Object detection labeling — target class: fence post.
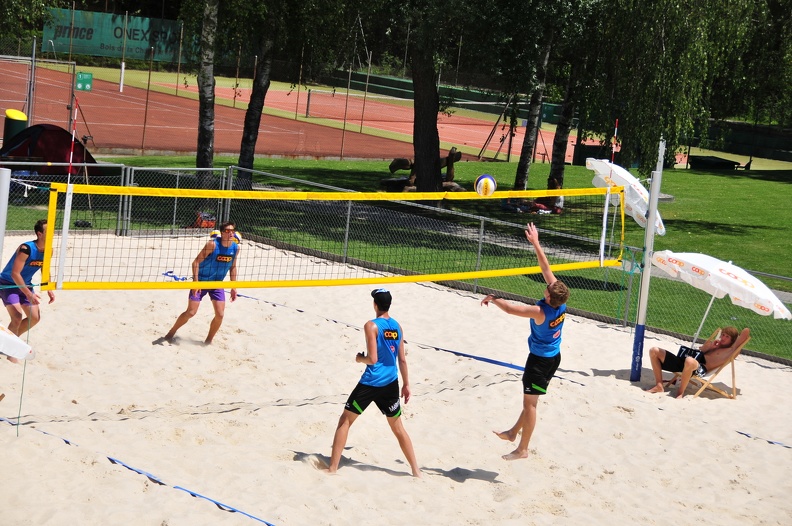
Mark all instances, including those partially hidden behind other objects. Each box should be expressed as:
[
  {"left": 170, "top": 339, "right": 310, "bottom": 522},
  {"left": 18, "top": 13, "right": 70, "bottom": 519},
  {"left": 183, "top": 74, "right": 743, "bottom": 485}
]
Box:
[
  {"left": 342, "top": 201, "right": 352, "bottom": 264},
  {"left": 0, "top": 168, "right": 10, "bottom": 264},
  {"left": 623, "top": 268, "right": 634, "bottom": 327},
  {"left": 473, "top": 219, "right": 485, "bottom": 293},
  {"left": 171, "top": 171, "right": 180, "bottom": 234}
]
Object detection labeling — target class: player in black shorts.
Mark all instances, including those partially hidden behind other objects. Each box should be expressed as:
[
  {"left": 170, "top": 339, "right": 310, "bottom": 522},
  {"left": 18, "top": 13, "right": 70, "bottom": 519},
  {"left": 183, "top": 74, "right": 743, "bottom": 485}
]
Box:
[{"left": 326, "top": 289, "right": 421, "bottom": 477}]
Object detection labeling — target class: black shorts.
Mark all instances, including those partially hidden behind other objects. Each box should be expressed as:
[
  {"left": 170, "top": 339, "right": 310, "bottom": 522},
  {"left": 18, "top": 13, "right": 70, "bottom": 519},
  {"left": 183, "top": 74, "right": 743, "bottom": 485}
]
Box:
[
  {"left": 522, "top": 353, "right": 561, "bottom": 395},
  {"left": 661, "top": 350, "right": 707, "bottom": 377},
  {"left": 344, "top": 379, "right": 401, "bottom": 418}
]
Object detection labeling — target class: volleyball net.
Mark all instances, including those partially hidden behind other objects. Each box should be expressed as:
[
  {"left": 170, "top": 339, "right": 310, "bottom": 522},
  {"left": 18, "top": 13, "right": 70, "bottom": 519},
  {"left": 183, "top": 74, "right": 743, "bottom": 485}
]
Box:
[{"left": 39, "top": 183, "right": 625, "bottom": 291}]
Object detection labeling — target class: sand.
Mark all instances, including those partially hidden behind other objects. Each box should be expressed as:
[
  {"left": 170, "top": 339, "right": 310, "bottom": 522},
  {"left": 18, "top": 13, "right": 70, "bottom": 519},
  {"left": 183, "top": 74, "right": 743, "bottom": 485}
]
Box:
[{"left": 1, "top": 236, "right": 791, "bottom": 525}]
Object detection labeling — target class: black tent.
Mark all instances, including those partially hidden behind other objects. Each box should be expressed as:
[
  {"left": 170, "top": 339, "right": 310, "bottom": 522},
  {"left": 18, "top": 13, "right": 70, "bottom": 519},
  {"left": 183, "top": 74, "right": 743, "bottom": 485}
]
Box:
[{"left": 0, "top": 123, "right": 97, "bottom": 175}]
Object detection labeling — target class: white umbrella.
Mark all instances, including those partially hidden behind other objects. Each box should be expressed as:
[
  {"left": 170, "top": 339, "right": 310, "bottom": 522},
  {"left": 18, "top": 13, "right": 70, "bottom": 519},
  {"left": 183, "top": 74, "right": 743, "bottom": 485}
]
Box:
[
  {"left": 652, "top": 250, "right": 792, "bottom": 342},
  {"left": 587, "top": 158, "right": 666, "bottom": 235}
]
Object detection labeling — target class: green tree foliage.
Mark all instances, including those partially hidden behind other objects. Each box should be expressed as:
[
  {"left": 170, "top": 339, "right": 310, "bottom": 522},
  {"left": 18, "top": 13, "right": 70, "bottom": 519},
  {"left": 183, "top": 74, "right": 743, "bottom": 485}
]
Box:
[
  {"left": 464, "top": 0, "right": 578, "bottom": 190},
  {"left": 708, "top": 0, "right": 792, "bottom": 128},
  {"left": 385, "top": 0, "right": 472, "bottom": 192},
  {"left": 577, "top": 0, "right": 755, "bottom": 173},
  {"left": 0, "top": 0, "right": 68, "bottom": 42}
]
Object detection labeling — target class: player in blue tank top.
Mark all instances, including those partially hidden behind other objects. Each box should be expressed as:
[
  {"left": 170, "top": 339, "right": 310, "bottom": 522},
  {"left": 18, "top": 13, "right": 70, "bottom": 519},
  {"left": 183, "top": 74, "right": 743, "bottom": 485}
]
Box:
[
  {"left": 160, "top": 221, "right": 241, "bottom": 345},
  {"left": 481, "top": 223, "right": 569, "bottom": 460},
  {"left": 0, "top": 219, "right": 55, "bottom": 362},
  {"left": 326, "top": 289, "right": 421, "bottom": 477}
]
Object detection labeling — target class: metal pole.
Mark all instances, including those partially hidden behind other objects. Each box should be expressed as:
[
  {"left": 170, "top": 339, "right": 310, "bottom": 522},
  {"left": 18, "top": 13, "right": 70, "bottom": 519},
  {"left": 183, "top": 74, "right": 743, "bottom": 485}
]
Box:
[
  {"left": 473, "top": 219, "right": 485, "bottom": 293},
  {"left": 360, "top": 50, "right": 372, "bottom": 132},
  {"left": 233, "top": 43, "right": 241, "bottom": 108},
  {"left": 28, "top": 37, "right": 37, "bottom": 125},
  {"left": 340, "top": 54, "right": 354, "bottom": 160},
  {"left": 141, "top": 48, "right": 154, "bottom": 152},
  {"left": 455, "top": 34, "right": 462, "bottom": 86},
  {"left": 120, "top": 12, "right": 128, "bottom": 92},
  {"left": 342, "top": 201, "right": 352, "bottom": 264},
  {"left": 172, "top": 172, "right": 180, "bottom": 234},
  {"left": 630, "top": 139, "right": 665, "bottom": 382},
  {"left": 175, "top": 23, "right": 183, "bottom": 96},
  {"left": 57, "top": 184, "right": 75, "bottom": 287},
  {"left": 624, "top": 268, "right": 634, "bottom": 327},
  {"left": 295, "top": 46, "right": 304, "bottom": 120},
  {"left": 402, "top": 23, "right": 410, "bottom": 78},
  {"left": 0, "top": 169, "right": 11, "bottom": 264}
]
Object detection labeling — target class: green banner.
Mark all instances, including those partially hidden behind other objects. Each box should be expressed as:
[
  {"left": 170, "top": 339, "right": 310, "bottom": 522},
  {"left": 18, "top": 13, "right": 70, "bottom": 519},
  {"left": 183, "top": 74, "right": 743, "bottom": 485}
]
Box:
[{"left": 42, "top": 8, "right": 181, "bottom": 62}]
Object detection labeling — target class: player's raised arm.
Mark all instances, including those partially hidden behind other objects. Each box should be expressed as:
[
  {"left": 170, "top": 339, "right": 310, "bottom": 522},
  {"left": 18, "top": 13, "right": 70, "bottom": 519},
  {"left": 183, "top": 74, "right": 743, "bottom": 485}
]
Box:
[{"left": 525, "top": 223, "right": 556, "bottom": 286}]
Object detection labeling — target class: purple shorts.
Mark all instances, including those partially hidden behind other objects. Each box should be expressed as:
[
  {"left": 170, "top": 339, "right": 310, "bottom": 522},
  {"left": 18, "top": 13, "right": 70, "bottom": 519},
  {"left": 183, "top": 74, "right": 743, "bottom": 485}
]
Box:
[
  {"left": 0, "top": 280, "right": 29, "bottom": 307},
  {"left": 189, "top": 288, "right": 225, "bottom": 302}
]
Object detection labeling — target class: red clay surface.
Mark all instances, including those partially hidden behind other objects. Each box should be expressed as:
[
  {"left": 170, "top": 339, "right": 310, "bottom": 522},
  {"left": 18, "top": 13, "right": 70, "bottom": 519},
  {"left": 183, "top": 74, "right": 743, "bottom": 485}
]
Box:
[{"left": 2, "top": 63, "right": 596, "bottom": 163}]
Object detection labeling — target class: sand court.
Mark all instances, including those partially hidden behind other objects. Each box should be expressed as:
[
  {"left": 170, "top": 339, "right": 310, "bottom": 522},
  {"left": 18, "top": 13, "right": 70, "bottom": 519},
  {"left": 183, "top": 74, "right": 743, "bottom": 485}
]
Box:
[{"left": 1, "top": 236, "right": 791, "bottom": 525}]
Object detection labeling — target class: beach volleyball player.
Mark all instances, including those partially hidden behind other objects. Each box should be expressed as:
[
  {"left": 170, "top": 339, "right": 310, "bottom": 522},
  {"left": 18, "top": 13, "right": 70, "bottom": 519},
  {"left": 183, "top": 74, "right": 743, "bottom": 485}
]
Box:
[
  {"left": 481, "top": 223, "right": 569, "bottom": 460},
  {"left": 161, "top": 221, "right": 240, "bottom": 345},
  {"left": 0, "top": 219, "right": 55, "bottom": 363},
  {"left": 326, "top": 289, "right": 421, "bottom": 477}
]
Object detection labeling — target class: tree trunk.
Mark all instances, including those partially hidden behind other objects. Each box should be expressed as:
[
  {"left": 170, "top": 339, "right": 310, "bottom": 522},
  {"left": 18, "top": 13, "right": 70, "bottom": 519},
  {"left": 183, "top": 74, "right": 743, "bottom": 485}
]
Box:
[
  {"left": 514, "top": 88, "right": 543, "bottom": 190},
  {"left": 409, "top": 45, "right": 442, "bottom": 193},
  {"left": 513, "top": 40, "right": 552, "bottom": 190},
  {"left": 549, "top": 64, "right": 581, "bottom": 189},
  {"left": 237, "top": 37, "right": 274, "bottom": 187},
  {"left": 196, "top": 0, "right": 219, "bottom": 170}
]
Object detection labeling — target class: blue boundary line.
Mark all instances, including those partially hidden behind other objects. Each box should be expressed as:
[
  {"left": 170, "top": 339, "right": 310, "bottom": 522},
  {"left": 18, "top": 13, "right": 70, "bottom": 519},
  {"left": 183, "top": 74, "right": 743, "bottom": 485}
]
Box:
[
  {"left": 232, "top": 282, "right": 585, "bottom": 385},
  {"left": 735, "top": 431, "right": 791, "bottom": 449},
  {"left": 172, "top": 486, "right": 275, "bottom": 524},
  {"left": 0, "top": 417, "right": 276, "bottom": 525}
]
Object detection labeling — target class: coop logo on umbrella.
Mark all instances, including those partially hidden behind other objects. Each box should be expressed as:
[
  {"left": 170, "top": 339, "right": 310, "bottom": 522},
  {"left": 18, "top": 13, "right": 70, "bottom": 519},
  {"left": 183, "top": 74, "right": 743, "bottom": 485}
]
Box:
[{"left": 718, "top": 268, "right": 756, "bottom": 289}]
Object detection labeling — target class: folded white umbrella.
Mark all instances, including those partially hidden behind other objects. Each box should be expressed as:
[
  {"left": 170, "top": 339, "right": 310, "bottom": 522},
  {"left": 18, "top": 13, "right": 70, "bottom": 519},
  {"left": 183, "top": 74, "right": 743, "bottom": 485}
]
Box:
[{"left": 587, "top": 158, "right": 666, "bottom": 236}]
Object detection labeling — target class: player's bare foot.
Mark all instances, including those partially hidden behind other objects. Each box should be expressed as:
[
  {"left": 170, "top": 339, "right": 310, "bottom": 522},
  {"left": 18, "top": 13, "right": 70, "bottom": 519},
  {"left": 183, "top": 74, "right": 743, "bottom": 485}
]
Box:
[
  {"left": 0, "top": 393, "right": 5, "bottom": 402},
  {"left": 6, "top": 355, "right": 20, "bottom": 364},
  {"left": 502, "top": 449, "right": 529, "bottom": 460},
  {"left": 645, "top": 384, "right": 665, "bottom": 394},
  {"left": 493, "top": 430, "right": 518, "bottom": 442},
  {"left": 675, "top": 391, "right": 687, "bottom": 399}
]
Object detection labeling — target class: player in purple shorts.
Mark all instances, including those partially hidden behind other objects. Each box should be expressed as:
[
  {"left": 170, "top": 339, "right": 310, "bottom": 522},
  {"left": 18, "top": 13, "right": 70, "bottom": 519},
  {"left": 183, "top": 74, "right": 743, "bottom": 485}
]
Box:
[
  {"left": 160, "top": 221, "right": 240, "bottom": 345},
  {"left": 0, "top": 219, "right": 55, "bottom": 363}
]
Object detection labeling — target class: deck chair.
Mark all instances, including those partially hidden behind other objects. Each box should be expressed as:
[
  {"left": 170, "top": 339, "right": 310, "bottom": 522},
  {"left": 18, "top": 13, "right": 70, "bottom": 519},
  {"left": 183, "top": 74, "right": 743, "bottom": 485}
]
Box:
[{"left": 671, "top": 328, "right": 750, "bottom": 399}]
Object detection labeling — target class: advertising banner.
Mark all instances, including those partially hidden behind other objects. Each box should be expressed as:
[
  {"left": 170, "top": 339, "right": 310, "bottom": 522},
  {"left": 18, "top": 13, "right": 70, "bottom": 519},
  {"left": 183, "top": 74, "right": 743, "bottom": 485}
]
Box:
[{"left": 42, "top": 8, "right": 181, "bottom": 62}]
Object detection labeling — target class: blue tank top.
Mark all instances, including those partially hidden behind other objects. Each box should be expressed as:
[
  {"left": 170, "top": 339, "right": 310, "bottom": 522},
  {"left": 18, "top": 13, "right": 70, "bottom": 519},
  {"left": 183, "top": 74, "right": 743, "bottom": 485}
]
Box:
[
  {"left": 528, "top": 299, "right": 566, "bottom": 357},
  {"left": 0, "top": 241, "right": 44, "bottom": 286},
  {"left": 197, "top": 239, "right": 239, "bottom": 282},
  {"left": 359, "top": 316, "right": 401, "bottom": 387}
]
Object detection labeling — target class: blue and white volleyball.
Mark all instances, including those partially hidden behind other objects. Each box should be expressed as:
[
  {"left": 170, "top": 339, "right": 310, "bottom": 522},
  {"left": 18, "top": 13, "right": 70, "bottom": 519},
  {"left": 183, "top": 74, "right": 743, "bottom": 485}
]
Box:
[{"left": 475, "top": 174, "right": 497, "bottom": 196}]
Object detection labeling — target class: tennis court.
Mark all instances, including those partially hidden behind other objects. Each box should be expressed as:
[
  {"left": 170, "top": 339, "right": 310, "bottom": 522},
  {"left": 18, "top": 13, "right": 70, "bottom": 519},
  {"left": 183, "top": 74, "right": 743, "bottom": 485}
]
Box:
[{"left": 1, "top": 62, "right": 583, "bottom": 162}]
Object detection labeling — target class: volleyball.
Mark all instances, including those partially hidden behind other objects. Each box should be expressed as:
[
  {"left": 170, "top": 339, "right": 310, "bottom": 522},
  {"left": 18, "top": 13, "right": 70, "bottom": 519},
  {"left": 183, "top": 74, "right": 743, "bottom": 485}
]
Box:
[{"left": 475, "top": 174, "right": 497, "bottom": 196}]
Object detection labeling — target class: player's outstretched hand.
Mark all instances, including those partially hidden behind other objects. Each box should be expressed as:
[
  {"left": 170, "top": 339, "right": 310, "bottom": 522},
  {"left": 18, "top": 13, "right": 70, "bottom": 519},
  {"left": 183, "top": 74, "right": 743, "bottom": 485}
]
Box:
[{"left": 525, "top": 223, "right": 540, "bottom": 245}]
